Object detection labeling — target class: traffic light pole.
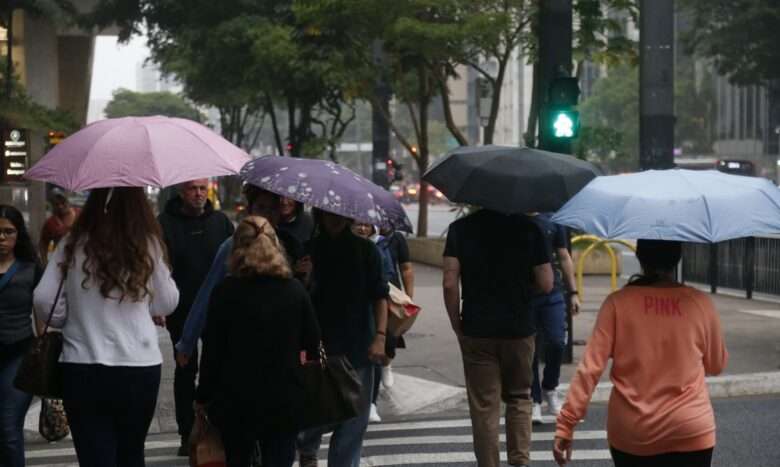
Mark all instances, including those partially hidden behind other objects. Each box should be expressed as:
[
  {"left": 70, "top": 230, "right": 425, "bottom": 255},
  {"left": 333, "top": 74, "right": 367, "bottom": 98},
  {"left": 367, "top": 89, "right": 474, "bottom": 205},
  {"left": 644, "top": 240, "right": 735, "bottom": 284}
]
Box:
[
  {"left": 371, "top": 40, "right": 391, "bottom": 189},
  {"left": 537, "top": 0, "right": 573, "bottom": 155},
  {"left": 537, "top": 0, "right": 576, "bottom": 364},
  {"left": 639, "top": 0, "right": 675, "bottom": 170}
]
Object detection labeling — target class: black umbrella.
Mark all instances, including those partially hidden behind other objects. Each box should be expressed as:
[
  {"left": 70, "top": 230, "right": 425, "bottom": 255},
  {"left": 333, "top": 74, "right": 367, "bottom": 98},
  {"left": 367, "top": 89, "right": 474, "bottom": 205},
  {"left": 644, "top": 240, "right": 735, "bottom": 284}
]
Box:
[{"left": 422, "top": 145, "right": 600, "bottom": 214}]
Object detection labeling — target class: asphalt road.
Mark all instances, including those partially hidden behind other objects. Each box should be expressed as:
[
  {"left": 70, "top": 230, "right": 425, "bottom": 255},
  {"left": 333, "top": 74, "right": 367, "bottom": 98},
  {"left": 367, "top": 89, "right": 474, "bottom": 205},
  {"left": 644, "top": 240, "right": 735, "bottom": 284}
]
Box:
[
  {"left": 25, "top": 396, "right": 780, "bottom": 466},
  {"left": 402, "top": 203, "right": 459, "bottom": 237}
]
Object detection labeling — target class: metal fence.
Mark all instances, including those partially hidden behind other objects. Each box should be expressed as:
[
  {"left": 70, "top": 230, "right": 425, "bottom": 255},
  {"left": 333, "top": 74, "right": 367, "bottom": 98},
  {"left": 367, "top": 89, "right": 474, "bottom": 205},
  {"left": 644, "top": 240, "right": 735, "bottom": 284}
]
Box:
[{"left": 682, "top": 236, "right": 780, "bottom": 298}]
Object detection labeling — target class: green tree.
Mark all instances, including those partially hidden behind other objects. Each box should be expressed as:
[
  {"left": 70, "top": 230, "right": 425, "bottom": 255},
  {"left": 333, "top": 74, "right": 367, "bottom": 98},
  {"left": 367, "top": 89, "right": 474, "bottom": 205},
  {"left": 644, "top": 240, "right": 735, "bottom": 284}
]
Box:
[
  {"left": 576, "top": 62, "right": 716, "bottom": 172},
  {"left": 680, "top": 0, "right": 780, "bottom": 86},
  {"left": 103, "top": 88, "right": 204, "bottom": 121},
  {"left": 575, "top": 65, "right": 638, "bottom": 172}
]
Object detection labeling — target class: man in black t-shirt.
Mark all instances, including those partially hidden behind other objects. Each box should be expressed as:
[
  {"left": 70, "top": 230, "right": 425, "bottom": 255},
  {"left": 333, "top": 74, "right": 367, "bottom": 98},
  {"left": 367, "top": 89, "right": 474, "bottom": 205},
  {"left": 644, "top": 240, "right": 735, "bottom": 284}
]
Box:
[{"left": 443, "top": 209, "right": 553, "bottom": 467}]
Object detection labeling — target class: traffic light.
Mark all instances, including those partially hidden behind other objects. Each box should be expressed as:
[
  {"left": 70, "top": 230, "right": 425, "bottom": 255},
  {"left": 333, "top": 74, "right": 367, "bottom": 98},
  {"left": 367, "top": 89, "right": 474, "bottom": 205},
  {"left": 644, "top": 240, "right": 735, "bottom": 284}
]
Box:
[
  {"left": 541, "top": 77, "right": 580, "bottom": 143},
  {"left": 48, "top": 131, "right": 66, "bottom": 147},
  {"left": 550, "top": 109, "right": 579, "bottom": 139}
]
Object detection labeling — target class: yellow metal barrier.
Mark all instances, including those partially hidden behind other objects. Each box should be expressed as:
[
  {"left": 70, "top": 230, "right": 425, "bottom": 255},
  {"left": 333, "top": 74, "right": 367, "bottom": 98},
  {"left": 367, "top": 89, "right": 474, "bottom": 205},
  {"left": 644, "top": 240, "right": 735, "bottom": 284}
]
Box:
[{"left": 571, "top": 236, "right": 636, "bottom": 298}]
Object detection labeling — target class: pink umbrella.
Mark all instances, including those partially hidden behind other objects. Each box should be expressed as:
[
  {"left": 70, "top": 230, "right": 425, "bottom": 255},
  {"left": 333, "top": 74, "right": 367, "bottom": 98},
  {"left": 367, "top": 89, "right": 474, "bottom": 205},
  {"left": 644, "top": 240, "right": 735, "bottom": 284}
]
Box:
[{"left": 25, "top": 116, "right": 250, "bottom": 191}]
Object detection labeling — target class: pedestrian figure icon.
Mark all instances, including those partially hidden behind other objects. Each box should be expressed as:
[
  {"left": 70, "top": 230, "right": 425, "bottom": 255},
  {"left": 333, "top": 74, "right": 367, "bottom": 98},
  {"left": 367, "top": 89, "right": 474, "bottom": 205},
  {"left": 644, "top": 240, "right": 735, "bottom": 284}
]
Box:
[{"left": 553, "top": 113, "right": 575, "bottom": 138}]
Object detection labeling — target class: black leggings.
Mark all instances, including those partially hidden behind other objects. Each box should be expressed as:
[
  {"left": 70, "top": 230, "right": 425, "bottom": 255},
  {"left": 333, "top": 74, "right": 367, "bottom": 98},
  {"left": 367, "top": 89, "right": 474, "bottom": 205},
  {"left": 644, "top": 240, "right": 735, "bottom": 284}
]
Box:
[
  {"left": 610, "top": 446, "right": 713, "bottom": 467},
  {"left": 62, "top": 363, "right": 161, "bottom": 467}
]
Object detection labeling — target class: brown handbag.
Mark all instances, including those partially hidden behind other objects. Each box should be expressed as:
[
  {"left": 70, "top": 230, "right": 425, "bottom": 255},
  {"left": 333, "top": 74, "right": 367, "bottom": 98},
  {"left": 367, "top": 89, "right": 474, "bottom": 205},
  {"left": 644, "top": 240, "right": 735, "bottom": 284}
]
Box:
[{"left": 14, "top": 276, "right": 65, "bottom": 399}]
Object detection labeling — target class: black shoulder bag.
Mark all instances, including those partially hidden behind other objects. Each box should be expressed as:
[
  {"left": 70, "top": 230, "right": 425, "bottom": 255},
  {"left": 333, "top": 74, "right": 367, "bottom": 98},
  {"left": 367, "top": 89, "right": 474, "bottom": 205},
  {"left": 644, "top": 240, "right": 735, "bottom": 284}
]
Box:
[{"left": 15, "top": 275, "right": 66, "bottom": 399}]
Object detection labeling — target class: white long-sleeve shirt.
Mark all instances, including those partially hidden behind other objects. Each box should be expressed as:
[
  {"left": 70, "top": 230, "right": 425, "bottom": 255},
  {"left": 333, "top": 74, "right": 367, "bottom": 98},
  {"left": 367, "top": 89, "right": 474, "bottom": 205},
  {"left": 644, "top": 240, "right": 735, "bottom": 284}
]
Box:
[{"left": 34, "top": 238, "right": 179, "bottom": 367}]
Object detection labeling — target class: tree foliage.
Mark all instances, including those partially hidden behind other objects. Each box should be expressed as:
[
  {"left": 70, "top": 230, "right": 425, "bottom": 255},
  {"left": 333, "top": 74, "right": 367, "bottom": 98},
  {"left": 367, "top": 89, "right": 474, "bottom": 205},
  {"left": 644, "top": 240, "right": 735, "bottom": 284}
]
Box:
[
  {"left": 576, "top": 61, "right": 716, "bottom": 173},
  {"left": 103, "top": 88, "right": 204, "bottom": 121},
  {"left": 680, "top": 0, "right": 780, "bottom": 86}
]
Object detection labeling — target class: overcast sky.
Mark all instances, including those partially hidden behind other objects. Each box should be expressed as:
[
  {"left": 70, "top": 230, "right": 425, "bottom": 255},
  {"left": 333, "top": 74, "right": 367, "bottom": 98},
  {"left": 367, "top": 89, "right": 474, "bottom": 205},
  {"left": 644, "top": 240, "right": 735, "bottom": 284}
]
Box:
[{"left": 89, "top": 35, "right": 150, "bottom": 100}]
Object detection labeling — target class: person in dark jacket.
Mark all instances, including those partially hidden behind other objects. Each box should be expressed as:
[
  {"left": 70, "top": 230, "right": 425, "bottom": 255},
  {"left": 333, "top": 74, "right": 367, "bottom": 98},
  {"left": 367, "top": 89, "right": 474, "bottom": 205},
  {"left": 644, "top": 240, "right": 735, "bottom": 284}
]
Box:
[
  {"left": 196, "top": 216, "right": 320, "bottom": 467},
  {"left": 278, "top": 197, "right": 314, "bottom": 245},
  {"left": 0, "top": 205, "right": 41, "bottom": 467},
  {"left": 297, "top": 210, "right": 389, "bottom": 467},
  {"left": 157, "top": 179, "right": 234, "bottom": 455}
]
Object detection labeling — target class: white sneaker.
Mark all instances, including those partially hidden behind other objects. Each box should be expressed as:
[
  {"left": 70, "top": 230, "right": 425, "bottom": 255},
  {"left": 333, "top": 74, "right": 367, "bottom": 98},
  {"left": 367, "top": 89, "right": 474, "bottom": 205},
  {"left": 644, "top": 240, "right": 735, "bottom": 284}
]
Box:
[
  {"left": 544, "top": 389, "right": 562, "bottom": 416},
  {"left": 369, "top": 403, "right": 382, "bottom": 423},
  {"left": 532, "top": 403, "right": 543, "bottom": 425},
  {"left": 381, "top": 364, "right": 394, "bottom": 389}
]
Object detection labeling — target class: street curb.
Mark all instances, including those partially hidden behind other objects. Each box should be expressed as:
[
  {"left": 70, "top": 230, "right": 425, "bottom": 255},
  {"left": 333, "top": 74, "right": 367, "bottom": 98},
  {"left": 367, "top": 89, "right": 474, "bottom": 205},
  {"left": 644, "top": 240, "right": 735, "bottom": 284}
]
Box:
[{"left": 402, "top": 371, "right": 780, "bottom": 415}]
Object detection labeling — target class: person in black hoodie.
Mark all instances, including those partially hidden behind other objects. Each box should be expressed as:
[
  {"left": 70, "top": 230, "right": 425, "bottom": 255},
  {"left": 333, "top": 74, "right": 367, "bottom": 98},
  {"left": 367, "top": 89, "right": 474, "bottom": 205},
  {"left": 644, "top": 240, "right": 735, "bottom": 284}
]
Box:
[
  {"left": 158, "top": 178, "right": 234, "bottom": 455},
  {"left": 278, "top": 197, "right": 314, "bottom": 245}
]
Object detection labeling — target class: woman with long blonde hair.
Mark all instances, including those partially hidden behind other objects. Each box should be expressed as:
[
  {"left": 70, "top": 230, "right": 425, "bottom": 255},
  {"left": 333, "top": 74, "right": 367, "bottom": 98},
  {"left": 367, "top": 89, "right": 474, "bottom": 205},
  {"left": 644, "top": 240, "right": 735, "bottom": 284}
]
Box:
[
  {"left": 33, "top": 187, "right": 179, "bottom": 467},
  {"left": 195, "top": 216, "right": 320, "bottom": 467}
]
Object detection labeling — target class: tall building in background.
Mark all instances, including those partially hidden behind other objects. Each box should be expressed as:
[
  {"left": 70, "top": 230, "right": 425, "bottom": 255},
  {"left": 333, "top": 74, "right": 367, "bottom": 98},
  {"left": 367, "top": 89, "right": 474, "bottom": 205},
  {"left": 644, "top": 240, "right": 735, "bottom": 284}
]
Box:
[{"left": 135, "top": 61, "right": 179, "bottom": 93}]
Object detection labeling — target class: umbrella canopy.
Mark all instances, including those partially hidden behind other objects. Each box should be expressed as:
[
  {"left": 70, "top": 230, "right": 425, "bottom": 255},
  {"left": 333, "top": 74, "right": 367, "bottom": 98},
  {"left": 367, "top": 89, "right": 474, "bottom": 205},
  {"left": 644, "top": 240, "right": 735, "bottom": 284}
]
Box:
[
  {"left": 240, "top": 156, "right": 413, "bottom": 232},
  {"left": 551, "top": 169, "right": 780, "bottom": 243},
  {"left": 25, "top": 116, "right": 251, "bottom": 191},
  {"left": 422, "top": 145, "right": 600, "bottom": 214}
]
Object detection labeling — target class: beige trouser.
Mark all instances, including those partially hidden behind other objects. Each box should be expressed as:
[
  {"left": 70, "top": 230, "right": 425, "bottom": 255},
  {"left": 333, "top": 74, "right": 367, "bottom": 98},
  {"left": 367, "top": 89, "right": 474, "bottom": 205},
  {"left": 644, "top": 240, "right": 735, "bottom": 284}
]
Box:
[{"left": 460, "top": 335, "right": 535, "bottom": 467}]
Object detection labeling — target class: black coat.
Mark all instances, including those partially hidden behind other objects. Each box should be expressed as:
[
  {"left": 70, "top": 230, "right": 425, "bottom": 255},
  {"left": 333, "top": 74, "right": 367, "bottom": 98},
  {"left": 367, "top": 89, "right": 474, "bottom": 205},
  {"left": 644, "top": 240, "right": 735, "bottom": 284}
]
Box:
[
  {"left": 158, "top": 196, "right": 234, "bottom": 328},
  {"left": 196, "top": 275, "right": 320, "bottom": 432}
]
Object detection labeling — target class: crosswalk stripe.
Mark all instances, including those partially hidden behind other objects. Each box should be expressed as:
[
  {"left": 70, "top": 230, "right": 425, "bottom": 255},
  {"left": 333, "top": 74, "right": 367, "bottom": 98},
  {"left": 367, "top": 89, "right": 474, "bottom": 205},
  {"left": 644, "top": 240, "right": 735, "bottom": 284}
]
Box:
[
  {"left": 29, "top": 455, "right": 186, "bottom": 467},
  {"left": 358, "top": 449, "right": 613, "bottom": 465},
  {"left": 293, "top": 449, "right": 614, "bottom": 466},
  {"left": 359, "top": 416, "right": 558, "bottom": 432},
  {"left": 28, "top": 418, "right": 610, "bottom": 466},
  {"left": 739, "top": 309, "right": 780, "bottom": 319},
  {"left": 25, "top": 440, "right": 180, "bottom": 459}
]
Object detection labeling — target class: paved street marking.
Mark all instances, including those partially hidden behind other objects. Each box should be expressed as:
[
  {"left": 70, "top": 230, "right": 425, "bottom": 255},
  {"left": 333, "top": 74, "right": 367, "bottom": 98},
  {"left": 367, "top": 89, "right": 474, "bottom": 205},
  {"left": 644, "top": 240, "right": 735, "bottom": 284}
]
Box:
[
  {"left": 28, "top": 417, "right": 612, "bottom": 466},
  {"left": 739, "top": 309, "right": 780, "bottom": 319}
]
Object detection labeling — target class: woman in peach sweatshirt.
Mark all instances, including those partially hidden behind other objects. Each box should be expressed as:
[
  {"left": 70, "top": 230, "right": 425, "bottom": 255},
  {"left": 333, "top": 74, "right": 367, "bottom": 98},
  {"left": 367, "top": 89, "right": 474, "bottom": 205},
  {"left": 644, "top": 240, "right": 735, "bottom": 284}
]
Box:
[{"left": 553, "top": 239, "right": 728, "bottom": 467}]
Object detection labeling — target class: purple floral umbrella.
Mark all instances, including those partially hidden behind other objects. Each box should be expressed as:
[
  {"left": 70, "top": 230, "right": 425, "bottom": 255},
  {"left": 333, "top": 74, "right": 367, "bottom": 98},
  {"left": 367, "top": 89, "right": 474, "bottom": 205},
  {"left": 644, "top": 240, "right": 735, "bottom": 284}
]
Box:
[
  {"left": 240, "top": 156, "right": 413, "bottom": 232},
  {"left": 25, "top": 116, "right": 250, "bottom": 191}
]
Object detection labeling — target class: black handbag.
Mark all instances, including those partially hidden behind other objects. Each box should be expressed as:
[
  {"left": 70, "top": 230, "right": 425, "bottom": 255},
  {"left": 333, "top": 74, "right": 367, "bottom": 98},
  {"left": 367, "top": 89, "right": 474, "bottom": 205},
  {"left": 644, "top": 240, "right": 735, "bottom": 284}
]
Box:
[
  {"left": 298, "top": 345, "right": 363, "bottom": 430},
  {"left": 14, "top": 276, "right": 65, "bottom": 399}
]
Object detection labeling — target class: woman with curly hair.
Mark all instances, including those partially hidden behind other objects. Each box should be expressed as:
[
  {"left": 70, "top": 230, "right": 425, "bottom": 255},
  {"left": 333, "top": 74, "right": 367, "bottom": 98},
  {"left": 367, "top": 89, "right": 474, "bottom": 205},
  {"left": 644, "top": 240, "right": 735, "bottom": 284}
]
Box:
[
  {"left": 0, "top": 205, "right": 41, "bottom": 467},
  {"left": 195, "top": 216, "right": 320, "bottom": 467},
  {"left": 33, "top": 187, "right": 179, "bottom": 467}
]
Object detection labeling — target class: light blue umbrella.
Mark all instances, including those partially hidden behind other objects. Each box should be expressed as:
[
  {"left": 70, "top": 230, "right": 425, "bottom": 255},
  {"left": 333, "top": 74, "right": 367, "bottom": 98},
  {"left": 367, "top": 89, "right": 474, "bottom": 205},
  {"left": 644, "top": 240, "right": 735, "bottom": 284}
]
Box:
[{"left": 551, "top": 169, "right": 780, "bottom": 243}]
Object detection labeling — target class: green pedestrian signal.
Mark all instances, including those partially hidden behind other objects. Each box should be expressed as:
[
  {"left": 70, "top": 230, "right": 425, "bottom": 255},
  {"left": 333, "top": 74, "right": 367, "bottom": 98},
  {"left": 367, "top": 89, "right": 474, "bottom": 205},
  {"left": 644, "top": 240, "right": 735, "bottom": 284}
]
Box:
[
  {"left": 548, "top": 110, "right": 579, "bottom": 139},
  {"left": 553, "top": 112, "right": 574, "bottom": 138}
]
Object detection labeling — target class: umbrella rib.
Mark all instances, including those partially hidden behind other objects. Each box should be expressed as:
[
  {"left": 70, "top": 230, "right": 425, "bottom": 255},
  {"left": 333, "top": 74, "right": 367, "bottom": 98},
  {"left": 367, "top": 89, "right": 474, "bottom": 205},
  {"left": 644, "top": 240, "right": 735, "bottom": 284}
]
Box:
[{"left": 143, "top": 124, "right": 163, "bottom": 185}]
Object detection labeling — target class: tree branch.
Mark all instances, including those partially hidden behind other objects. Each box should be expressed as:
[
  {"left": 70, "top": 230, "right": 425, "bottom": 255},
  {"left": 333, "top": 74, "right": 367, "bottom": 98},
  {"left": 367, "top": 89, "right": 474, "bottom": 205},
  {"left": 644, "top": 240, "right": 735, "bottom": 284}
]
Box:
[
  {"left": 434, "top": 69, "right": 469, "bottom": 146},
  {"left": 367, "top": 93, "right": 418, "bottom": 160}
]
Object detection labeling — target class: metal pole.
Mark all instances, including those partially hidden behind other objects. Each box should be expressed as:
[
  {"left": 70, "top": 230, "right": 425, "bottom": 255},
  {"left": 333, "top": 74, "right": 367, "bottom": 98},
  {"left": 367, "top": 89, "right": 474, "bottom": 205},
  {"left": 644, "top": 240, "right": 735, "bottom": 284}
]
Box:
[
  {"left": 745, "top": 237, "right": 755, "bottom": 299},
  {"left": 537, "top": 0, "right": 575, "bottom": 364},
  {"left": 371, "top": 40, "right": 390, "bottom": 189},
  {"left": 537, "top": 0, "right": 573, "bottom": 154},
  {"left": 639, "top": 0, "right": 675, "bottom": 170},
  {"left": 709, "top": 243, "right": 719, "bottom": 294}
]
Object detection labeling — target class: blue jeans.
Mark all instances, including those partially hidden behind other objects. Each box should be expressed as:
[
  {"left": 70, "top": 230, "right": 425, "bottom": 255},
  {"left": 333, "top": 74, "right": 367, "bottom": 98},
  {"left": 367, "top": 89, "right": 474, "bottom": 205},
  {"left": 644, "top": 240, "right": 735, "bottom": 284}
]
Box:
[
  {"left": 0, "top": 339, "right": 33, "bottom": 467},
  {"left": 298, "top": 365, "right": 374, "bottom": 467},
  {"left": 530, "top": 292, "right": 567, "bottom": 404}
]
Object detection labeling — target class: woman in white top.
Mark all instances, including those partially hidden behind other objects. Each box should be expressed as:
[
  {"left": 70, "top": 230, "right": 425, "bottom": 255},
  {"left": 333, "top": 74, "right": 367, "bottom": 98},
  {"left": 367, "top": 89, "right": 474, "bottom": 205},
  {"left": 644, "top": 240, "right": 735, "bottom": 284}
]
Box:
[{"left": 34, "top": 187, "right": 178, "bottom": 467}]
